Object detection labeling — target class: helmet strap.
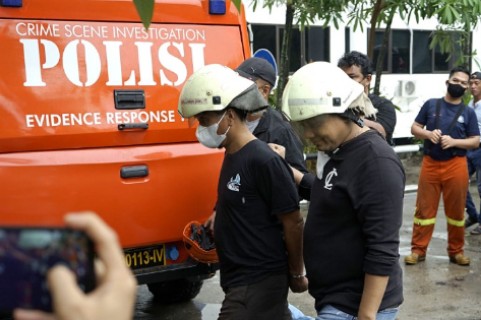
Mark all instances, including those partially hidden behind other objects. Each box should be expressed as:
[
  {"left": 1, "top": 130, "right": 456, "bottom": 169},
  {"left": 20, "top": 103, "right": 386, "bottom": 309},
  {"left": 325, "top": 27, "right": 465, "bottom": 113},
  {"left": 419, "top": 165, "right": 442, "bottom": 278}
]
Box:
[{"left": 340, "top": 109, "right": 364, "bottom": 128}]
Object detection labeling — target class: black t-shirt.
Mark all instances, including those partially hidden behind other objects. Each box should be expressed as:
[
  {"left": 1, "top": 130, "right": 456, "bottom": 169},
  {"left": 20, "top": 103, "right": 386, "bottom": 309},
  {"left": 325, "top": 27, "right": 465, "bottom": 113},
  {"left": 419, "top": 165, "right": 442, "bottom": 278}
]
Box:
[
  {"left": 253, "top": 107, "right": 308, "bottom": 173},
  {"left": 367, "top": 94, "right": 397, "bottom": 145},
  {"left": 304, "top": 130, "right": 404, "bottom": 315},
  {"left": 215, "top": 139, "right": 300, "bottom": 289}
]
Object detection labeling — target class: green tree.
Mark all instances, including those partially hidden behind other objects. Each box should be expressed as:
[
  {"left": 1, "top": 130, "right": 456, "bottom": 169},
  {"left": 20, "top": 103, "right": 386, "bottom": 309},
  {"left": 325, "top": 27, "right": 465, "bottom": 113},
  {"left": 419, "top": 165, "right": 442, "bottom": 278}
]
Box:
[
  {"left": 246, "top": 0, "right": 347, "bottom": 107},
  {"left": 246, "top": 0, "right": 481, "bottom": 99},
  {"left": 348, "top": 0, "right": 481, "bottom": 94},
  {"left": 135, "top": 0, "right": 481, "bottom": 100}
]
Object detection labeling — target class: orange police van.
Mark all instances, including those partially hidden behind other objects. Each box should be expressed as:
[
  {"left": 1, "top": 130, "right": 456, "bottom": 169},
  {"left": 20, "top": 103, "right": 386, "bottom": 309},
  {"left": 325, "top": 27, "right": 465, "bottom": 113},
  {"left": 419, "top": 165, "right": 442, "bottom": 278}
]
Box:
[{"left": 0, "top": 0, "right": 250, "bottom": 302}]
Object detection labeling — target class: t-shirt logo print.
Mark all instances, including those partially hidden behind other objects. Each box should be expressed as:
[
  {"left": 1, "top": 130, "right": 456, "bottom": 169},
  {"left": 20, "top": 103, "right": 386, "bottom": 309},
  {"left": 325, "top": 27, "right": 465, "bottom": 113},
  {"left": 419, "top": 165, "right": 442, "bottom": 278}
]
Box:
[
  {"left": 324, "top": 168, "right": 338, "bottom": 190},
  {"left": 227, "top": 174, "right": 241, "bottom": 192}
]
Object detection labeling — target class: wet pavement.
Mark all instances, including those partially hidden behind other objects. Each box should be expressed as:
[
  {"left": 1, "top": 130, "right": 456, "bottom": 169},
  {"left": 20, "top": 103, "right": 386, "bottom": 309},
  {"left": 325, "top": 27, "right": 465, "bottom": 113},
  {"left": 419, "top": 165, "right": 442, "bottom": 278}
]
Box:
[
  {"left": 132, "top": 186, "right": 481, "bottom": 320},
  {"left": 2, "top": 187, "right": 481, "bottom": 320}
]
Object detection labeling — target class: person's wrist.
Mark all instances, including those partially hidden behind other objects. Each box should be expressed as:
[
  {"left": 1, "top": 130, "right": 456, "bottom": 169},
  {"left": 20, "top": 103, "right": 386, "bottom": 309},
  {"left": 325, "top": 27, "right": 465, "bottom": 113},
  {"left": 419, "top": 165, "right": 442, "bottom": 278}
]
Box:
[{"left": 289, "top": 273, "right": 305, "bottom": 279}]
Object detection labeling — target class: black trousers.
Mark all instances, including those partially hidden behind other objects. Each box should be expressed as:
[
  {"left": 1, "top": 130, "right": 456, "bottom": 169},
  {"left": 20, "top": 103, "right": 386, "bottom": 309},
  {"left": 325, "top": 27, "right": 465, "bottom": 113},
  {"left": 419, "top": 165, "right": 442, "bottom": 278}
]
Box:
[{"left": 218, "top": 273, "right": 291, "bottom": 320}]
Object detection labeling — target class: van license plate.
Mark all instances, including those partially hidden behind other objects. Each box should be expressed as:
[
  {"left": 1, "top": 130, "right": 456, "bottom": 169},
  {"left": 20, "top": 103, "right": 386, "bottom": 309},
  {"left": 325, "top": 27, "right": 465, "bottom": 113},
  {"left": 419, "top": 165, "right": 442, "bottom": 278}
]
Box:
[{"left": 124, "top": 245, "right": 166, "bottom": 270}]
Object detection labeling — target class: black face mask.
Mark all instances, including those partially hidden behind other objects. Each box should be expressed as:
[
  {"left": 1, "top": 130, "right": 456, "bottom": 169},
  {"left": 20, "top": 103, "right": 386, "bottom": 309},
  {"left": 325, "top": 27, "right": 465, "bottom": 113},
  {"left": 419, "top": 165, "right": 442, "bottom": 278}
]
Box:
[{"left": 447, "top": 83, "right": 466, "bottom": 98}]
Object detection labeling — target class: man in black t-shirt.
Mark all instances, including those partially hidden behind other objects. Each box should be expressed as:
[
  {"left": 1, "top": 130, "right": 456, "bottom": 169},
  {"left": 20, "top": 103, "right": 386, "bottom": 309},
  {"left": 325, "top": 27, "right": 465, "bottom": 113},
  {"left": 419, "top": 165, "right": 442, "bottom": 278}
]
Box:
[
  {"left": 178, "top": 64, "right": 307, "bottom": 320},
  {"left": 280, "top": 61, "right": 404, "bottom": 320},
  {"left": 338, "top": 51, "right": 397, "bottom": 145},
  {"left": 236, "top": 57, "right": 307, "bottom": 174}
]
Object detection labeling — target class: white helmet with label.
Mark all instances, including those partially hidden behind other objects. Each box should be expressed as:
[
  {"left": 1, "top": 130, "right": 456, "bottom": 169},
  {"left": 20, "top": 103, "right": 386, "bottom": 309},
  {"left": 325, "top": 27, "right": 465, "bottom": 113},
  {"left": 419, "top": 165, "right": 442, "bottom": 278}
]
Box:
[
  {"left": 178, "top": 64, "right": 265, "bottom": 118},
  {"left": 282, "top": 61, "right": 375, "bottom": 122}
]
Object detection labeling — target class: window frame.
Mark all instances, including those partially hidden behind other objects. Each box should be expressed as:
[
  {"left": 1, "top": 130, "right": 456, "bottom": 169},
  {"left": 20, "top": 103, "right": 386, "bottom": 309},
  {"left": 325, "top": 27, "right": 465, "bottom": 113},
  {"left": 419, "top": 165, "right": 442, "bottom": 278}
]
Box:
[
  {"left": 368, "top": 28, "right": 471, "bottom": 74},
  {"left": 250, "top": 23, "right": 329, "bottom": 73}
]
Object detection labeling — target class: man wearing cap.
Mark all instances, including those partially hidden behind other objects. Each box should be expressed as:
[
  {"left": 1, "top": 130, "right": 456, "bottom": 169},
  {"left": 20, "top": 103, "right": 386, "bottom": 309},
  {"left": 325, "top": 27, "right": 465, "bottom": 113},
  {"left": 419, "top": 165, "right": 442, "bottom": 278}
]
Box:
[
  {"left": 465, "top": 71, "right": 481, "bottom": 234},
  {"left": 236, "top": 57, "right": 307, "bottom": 173},
  {"left": 178, "top": 64, "right": 307, "bottom": 319}
]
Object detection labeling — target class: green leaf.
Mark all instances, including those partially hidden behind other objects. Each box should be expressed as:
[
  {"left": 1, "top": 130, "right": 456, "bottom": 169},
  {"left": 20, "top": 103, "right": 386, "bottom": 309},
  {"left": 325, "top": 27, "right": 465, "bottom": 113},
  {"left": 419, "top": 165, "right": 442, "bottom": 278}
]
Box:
[
  {"left": 451, "top": 7, "right": 460, "bottom": 21},
  {"left": 133, "top": 0, "right": 154, "bottom": 29},
  {"left": 333, "top": 16, "right": 339, "bottom": 29},
  {"left": 232, "top": 0, "right": 242, "bottom": 12}
]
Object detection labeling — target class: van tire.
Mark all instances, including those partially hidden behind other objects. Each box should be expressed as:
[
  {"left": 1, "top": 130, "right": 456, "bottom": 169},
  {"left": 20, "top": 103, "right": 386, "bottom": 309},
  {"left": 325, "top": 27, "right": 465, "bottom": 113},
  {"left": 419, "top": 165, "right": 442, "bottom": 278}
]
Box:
[{"left": 148, "top": 279, "right": 203, "bottom": 303}]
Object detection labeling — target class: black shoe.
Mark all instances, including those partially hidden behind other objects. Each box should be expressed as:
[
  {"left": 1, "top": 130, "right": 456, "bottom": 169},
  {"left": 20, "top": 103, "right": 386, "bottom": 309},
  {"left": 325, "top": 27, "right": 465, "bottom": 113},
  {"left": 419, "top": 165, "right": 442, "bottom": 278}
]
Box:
[{"left": 465, "top": 216, "right": 478, "bottom": 228}]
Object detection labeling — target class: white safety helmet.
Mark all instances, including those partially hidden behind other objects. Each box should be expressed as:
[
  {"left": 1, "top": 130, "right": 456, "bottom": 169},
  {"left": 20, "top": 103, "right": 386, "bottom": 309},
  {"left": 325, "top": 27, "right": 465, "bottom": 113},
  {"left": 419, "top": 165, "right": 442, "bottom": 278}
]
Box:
[
  {"left": 282, "top": 61, "right": 376, "bottom": 122},
  {"left": 178, "top": 64, "right": 266, "bottom": 118}
]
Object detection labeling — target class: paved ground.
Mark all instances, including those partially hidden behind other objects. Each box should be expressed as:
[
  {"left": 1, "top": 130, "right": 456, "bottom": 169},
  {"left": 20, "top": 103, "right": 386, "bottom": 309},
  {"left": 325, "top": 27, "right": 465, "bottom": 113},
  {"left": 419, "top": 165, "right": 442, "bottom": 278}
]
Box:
[
  {"left": 397, "top": 189, "right": 481, "bottom": 320},
  {"left": 130, "top": 153, "right": 481, "bottom": 319},
  {"left": 5, "top": 152, "right": 481, "bottom": 320},
  {"left": 194, "top": 186, "right": 481, "bottom": 320},
  {"left": 133, "top": 153, "right": 481, "bottom": 319}
]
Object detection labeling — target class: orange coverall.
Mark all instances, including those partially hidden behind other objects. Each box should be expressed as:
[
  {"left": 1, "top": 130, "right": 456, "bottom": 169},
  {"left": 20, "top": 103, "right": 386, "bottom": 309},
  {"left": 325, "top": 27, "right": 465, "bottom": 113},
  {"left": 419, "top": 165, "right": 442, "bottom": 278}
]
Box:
[{"left": 411, "top": 155, "right": 468, "bottom": 256}]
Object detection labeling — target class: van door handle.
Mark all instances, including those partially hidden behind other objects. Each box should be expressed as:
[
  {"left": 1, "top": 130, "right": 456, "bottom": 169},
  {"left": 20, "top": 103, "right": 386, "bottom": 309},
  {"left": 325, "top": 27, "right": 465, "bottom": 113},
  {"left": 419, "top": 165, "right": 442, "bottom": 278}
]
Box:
[
  {"left": 120, "top": 165, "right": 149, "bottom": 179},
  {"left": 114, "top": 90, "right": 145, "bottom": 109},
  {"left": 118, "top": 123, "right": 149, "bottom": 131}
]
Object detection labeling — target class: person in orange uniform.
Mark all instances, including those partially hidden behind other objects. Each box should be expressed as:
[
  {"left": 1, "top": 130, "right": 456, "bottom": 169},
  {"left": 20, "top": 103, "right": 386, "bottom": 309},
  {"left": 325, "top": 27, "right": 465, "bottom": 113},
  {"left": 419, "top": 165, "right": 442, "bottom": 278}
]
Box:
[{"left": 405, "top": 66, "right": 480, "bottom": 266}]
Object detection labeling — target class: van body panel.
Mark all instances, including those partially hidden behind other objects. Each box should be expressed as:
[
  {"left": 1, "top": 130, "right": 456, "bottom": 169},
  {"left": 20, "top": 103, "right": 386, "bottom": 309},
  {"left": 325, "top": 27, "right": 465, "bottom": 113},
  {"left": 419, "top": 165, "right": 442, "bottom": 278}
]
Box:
[
  {"left": 0, "top": 0, "right": 250, "bottom": 289},
  {"left": 0, "top": 18, "right": 245, "bottom": 152},
  {"left": 0, "top": 144, "right": 223, "bottom": 247}
]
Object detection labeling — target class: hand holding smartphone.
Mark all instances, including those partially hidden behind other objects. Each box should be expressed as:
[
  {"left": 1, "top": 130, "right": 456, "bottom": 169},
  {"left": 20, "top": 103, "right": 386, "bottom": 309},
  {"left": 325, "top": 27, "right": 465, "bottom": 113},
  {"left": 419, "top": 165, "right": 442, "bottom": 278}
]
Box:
[
  {"left": 7, "top": 212, "right": 137, "bottom": 320},
  {"left": 0, "top": 227, "right": 95, "bottom": 312}
]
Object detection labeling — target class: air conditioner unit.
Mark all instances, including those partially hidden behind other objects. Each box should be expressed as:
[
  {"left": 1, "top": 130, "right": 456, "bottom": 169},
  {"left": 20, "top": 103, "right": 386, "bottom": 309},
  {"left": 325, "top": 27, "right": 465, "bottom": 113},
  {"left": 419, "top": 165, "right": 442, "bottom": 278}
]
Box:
[{"left": 399, "top": 80, "right": 417, "bottom": 98}]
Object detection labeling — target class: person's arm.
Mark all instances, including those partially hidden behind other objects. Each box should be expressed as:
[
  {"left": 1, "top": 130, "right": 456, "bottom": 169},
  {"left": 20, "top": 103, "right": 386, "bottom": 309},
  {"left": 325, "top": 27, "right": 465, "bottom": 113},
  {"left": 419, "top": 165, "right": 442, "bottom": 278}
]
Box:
[
  {"left": 14, "top": 212, "right": 137, "bottom": 320},
  {"left": 369, "top": 97, "right": 397, "bottom": 140},
  {"left": 271, "top": 124, "right": 308, "bottom": 173},
  {"left": 259, "top": 151, "right": 307, "bottom": 293},
  {"left": 268, "top": 143, "right": 314, "bottom": 200},
  {"left": 357, "top": 274, "right": 389, "bottom": 320},
  {"left": 277, "top": 210, "right": 308, "bottom": 293},
  {"left": 204, "top": 211, "right": 216, "bottom": 234},
  {"left": 441, "top": 108, "right": 481, "bottom": 150},
  {"left": 411, "top": 121, "right": 442, "bottom": 144},
  {"left": 440, "top": 135, "right": 480, "bottom": 150},
  {"left": 281, "top": 132, "right": 308, "bottom": 173},
  {"left": 363, "top": 118, "right": 386, "bottom": 138},
  {"left": 354, "top": 152, "right": 404, "bottom": 319}
]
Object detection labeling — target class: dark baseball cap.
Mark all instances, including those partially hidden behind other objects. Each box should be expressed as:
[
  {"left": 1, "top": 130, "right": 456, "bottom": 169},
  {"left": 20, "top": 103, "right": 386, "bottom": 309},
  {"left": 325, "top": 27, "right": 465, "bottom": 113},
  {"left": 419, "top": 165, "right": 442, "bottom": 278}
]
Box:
[
  {"left": 471, "top": 72, "right": 481, "bottom": 80},
  {"left": 236, "top": 57, "right": 276, "bottom": 87}
]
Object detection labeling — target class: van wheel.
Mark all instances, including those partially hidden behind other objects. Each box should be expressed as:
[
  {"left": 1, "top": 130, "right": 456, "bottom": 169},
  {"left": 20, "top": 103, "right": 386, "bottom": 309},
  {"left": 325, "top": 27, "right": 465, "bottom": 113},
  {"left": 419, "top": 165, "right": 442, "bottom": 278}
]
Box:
[{"left": 147, "top": 279, "right": 203, "bottom": 303}]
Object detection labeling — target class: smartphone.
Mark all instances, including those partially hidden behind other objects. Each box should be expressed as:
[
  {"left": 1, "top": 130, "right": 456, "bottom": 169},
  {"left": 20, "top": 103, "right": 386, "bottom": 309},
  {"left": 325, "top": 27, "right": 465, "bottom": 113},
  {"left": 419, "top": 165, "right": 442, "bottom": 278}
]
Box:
[{"left": 0, "top": 227, "right": 96, "bottom": 312}]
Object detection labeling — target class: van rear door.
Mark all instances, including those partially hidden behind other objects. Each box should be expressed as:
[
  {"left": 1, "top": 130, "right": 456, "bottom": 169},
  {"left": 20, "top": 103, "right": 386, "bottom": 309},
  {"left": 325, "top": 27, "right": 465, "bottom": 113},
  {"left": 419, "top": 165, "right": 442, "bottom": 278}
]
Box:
[{"left": 0, "top": 0, "right": 249, "bottom": 254}]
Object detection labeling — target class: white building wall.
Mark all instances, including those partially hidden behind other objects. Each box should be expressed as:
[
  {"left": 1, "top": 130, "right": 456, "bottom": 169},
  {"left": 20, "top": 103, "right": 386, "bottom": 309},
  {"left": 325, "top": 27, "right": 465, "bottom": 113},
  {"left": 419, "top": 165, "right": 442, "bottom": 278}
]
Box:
[{"left": 243, "top": 0, "right": 481, "bottom": 140}]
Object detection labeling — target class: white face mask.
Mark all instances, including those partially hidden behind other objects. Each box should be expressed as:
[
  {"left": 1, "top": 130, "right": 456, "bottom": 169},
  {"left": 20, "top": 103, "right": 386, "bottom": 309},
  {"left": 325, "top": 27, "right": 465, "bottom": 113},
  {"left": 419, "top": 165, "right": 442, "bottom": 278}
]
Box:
[
  {"left": 316, "top": 151, "right": 331, "bottom": 179},
  {"left": 196, "top": 112, "right": 230, "bottom": 148},
  {"left": 246, "top": 118, "right": 260, "bottom": 133}
]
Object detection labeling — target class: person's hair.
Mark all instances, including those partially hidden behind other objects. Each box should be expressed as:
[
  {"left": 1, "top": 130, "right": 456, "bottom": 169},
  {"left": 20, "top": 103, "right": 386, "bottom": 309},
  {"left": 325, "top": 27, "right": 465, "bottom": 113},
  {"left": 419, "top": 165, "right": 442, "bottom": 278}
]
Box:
[
  {"left": 227, "top": 107, "right": 248, "bottom": 121},
  {"left": 337, "top": 51, "right": 373, "bottom": 77},
  {"left": 449, "top": 66, "right": 470, "bottom": 79}
]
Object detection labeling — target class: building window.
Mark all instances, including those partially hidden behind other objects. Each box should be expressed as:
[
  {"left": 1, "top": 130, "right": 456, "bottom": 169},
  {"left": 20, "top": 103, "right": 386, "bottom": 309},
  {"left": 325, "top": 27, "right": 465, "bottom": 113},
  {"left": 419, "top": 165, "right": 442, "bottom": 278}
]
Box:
[
  {"left": 306, "top": 26, "right": 330, "bottom": 63},
  {"left": 413, "top": 30, "right": 466, "bottom": 73},
  {"left": 250, "top": 24, "right": 276, "bottom": 61},
  {"left": 251, "top": 24, "right": 329, "bottom": 73},
  {"left": 369, "top": 28, "right": 469, "bottom": 74},
  {"left": 412, "top": 31, "right": 432, "bottom": 73},
  {"left": 371, "top": 29, "right": 410, "bottom": 74}
]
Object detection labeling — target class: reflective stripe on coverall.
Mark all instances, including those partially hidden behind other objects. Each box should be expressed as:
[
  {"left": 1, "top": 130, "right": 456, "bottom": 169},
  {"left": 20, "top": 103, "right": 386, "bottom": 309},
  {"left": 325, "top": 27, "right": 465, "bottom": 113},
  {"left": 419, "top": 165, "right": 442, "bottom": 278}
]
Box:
[{"left": 411, "top": 155, "right": 468, "bottom": 256}]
